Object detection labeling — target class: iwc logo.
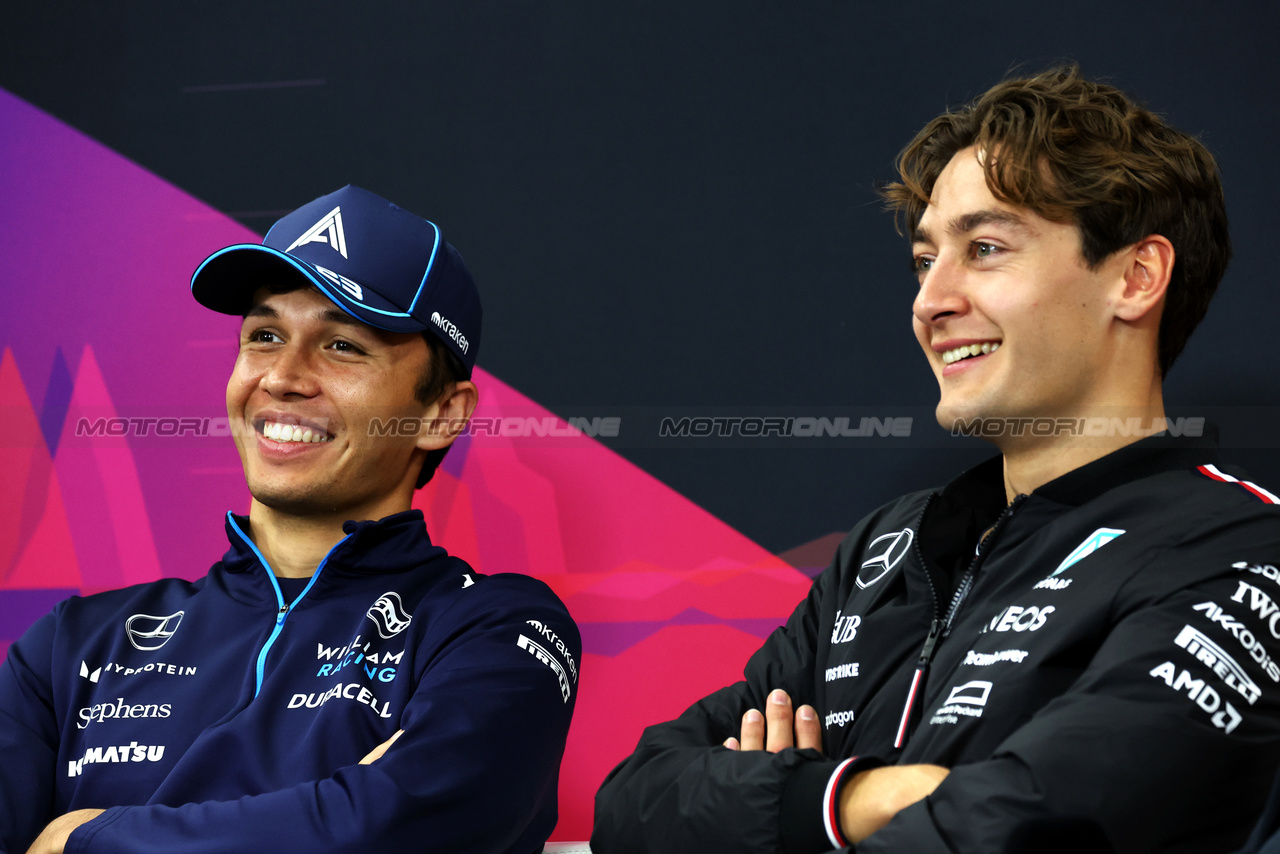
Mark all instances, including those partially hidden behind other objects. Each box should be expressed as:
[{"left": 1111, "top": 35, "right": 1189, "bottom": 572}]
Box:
[{"left": 366, "top": 592, "right": 412, "bottom": 639}]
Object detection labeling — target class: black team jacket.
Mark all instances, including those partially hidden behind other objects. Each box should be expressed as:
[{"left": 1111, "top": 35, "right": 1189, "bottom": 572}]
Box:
[{"left": 593, "top": 432, "right": 1280, "bottom": 854}]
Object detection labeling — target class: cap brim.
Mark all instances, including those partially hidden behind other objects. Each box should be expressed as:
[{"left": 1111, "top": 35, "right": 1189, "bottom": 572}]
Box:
[{"left": 190, "top": 244, "right": 428, "bottom": 334}]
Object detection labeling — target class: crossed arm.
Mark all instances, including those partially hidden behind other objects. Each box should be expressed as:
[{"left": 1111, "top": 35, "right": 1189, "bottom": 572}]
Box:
[
  {"left": 23, "top": 732, "right": 409, "bottom": 854},
  {"left": 724, "top": 688, "right": 949, "bottom": 846}
]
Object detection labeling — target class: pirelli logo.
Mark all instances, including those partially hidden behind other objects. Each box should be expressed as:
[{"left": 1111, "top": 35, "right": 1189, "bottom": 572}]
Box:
[
  {"left": 517, "top": 634, "right": 572, "bottom": 703},
  {"left": 1175, "top": 624, "right": 1261, "bottom": 706}
]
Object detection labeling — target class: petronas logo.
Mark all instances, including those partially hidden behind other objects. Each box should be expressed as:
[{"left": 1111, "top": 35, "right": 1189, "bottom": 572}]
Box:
[{"left": 1051, "top": 528, "right": 1126, "bottom": 577}]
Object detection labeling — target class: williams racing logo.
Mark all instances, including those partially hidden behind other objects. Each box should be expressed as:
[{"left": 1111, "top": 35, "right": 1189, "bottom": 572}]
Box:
[
  {"left": 125, "top": 611, "right": 185, "bottom": 651},
  {"left": 366, "top": 592, "right": 412, "bottom": 639}
]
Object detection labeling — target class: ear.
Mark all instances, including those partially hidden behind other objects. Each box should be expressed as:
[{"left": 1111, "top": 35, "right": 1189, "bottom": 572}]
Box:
[
  {"left": 1113, "top": 235, "right": 1174, "bottom": 322},
  {"left": 416, "top": 381, "right": 479, "bottom": 452}
]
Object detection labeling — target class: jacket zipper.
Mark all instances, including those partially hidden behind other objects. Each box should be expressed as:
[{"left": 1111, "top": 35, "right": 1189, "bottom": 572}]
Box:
[
  {"left": 225, "top": 513, "right": 352, "bottom": 698},
  {"left": 893, "top": 494, "right": 1027, "bottom": 748}
]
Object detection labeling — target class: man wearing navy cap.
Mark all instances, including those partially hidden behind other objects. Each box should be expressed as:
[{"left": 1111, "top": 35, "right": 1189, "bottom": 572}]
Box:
[{"left": 2, "top": 186, "right": 581, "bottom": 854}]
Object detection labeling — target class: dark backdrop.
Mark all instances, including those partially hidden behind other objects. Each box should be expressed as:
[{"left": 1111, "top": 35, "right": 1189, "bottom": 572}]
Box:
[{"left": 4, "top": 0, "right": 1275, "bottom": 555}]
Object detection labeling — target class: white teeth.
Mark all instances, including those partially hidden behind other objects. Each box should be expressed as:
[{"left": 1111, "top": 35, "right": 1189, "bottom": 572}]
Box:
[
  {"left": 941, "top": 342, "right": 1000, "bottom": 364},
  {"left": 262, "top": 421, "right": 330, "bottom": 444}
]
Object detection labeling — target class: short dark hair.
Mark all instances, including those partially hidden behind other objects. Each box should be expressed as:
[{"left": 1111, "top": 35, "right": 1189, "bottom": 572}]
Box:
[
  {"left": 413, "top": 333, "right": 468, "bottom": 489},
  {"left": 882, "top": 65, "right": 1231, "bottom": 376}
]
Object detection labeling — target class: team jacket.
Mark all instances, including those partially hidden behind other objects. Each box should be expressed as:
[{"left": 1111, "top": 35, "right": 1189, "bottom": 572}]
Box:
[
  {"left": 593, "top": 433, "right": 1280, "bottom": 854},
  {"left": 0, "top": 509, "right": 581, "bottom": 854}
]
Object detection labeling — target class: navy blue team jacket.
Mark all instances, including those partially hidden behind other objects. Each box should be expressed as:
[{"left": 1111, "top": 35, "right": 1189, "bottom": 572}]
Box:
[{"left": 0, "top": 509, "right": 581, "bottom": 854}]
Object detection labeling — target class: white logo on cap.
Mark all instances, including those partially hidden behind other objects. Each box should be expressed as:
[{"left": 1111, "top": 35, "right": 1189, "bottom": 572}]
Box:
[
  {"left": 286, "top": 205, "right": 348, "bottom": 259},
  {"left": 314, "top": 265, "right": 365, "bottom": 302}
]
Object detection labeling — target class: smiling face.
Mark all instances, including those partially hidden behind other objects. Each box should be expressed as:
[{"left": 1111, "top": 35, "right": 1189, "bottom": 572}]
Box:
[
  {"left": 910, "top": 147, "right": 1136, "bottom": 445},
  {"left": 226, "top": 285, "right": 439, "bottom": 522}
]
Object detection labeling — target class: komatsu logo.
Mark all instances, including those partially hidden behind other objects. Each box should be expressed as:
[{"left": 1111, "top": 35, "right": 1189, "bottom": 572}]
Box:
[
  {"left": 430, "top": 312, "right": 470, "bottom": 354},
  {"left": 68, "top": 743, "right": 166, "bottom": 777}
]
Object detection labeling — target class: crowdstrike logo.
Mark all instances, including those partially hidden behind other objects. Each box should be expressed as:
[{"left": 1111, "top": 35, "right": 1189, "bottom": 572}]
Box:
[
  {"left": 430, "top": 311, "right": 470, "bottom": 354},
  {"left": 366, "top": 592, "right": 412, "bottom": 639},
  {"left": 286, "top": 205, "right": 348, "bottom": 258},
  {"left": 858, "top": 528, "right": 913, "bottom": 589},
  {"left": 125, "top": 611, "right": 184, "bottom": 651}
]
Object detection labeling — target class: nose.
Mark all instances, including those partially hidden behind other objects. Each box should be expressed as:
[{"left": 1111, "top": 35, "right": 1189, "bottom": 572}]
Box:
[
  {"left": 260, "top": 343, "right": 321, "bottom": 399},
  {"left": 912, "top": 254, "right": 969, "bottom": 329}
]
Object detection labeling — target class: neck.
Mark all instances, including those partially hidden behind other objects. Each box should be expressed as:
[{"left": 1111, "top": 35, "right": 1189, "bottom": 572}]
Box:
[
  {"left": 999, "top": 390, "right": 1166, "bottom": 504},
  {"left": 244, "top": 502, "right": 355, "bottom": 578}
]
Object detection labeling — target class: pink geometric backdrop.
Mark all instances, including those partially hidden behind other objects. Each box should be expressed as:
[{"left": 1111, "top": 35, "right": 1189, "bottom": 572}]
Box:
[{"left": 0, "top": 88, "right": 814, "bottom": 839}]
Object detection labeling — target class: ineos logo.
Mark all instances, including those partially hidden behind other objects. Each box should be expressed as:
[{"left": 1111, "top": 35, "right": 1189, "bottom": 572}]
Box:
[
  {"left": 125, "top": 612, "right": 185, "bottom": 651},
  {"left": 857, "top": 528, "right": 914, "bottom": 589}
]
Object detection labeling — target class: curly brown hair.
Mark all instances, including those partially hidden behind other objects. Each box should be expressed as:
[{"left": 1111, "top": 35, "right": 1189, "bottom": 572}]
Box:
[{"left": 882, "top": 65, "right": 1230, "bottom": 376}]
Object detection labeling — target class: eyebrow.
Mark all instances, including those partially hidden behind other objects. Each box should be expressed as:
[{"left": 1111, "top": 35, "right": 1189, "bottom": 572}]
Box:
[
  {"left": 912, "top": 208, "right": 1032, "bottom": 245},
  {"left": 244, "top": 303, "right": 370, "bottom": 329}
]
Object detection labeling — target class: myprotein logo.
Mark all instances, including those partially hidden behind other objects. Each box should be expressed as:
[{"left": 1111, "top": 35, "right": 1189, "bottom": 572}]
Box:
[
  {"left": 430, "top": 311, "right": 470, "bottom": 354},
  {"left": 1174, "top": 625, "right": 1261, "bottom": 705},
  {"left": 76, "top": 697, "right": 173, "bottom": 729},
  {"left": 125, "top": 611, "right": 184, "bottom": 651},
  {"left": 79, "top": 660, "right": 197, "bottom": 683},
  {"left": 857, "top": 528, "right": 913, "bottom": 589},
  {"left": 366, "top": 592, "right": 412, "bottom": 639},
  {"left": 1149, "top": 661, "right": 1242, "bottom": 734}
]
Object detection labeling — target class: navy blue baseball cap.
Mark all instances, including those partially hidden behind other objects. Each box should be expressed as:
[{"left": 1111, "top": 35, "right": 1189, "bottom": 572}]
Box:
[{"left": 191, "top": 185, "right": 481, "bottom": 376}]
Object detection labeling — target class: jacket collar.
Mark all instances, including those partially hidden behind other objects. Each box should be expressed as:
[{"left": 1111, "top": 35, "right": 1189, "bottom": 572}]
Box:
[
  {"left": 943, "top": 424, "right": 1222, "bottom": 509},
  {"left": 220, "top": 509, "right": 444, "bottom": 577}
]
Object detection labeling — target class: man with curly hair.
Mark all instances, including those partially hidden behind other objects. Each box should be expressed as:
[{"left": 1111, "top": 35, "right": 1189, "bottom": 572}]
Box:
[{"left": 594, "top": 67, "right": 1280, "bottom": 854}]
